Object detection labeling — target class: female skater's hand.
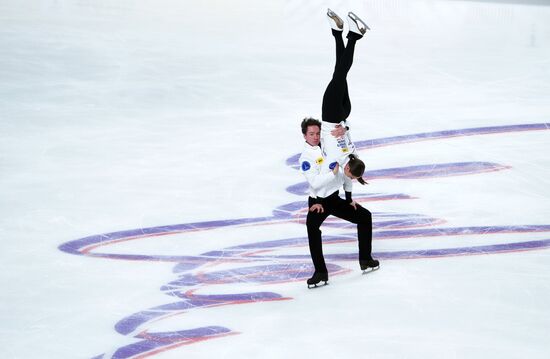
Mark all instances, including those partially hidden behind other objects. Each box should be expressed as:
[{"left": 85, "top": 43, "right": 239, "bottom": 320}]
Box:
[
  {"left": 331, "top": 124, "right": 346, "bottom": 137},
  {"left": 331, "top": 162, "right": 339, "bottom": 174},
  {"left": 349, "top": 201, "right": 358, "bottom": 210},
  {"left": 309, "top": 204, "right": 324, "bottom": 213}
]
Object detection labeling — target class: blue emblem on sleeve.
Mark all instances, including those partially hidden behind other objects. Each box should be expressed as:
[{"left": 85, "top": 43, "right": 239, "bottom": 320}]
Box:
[
  {"left": 301, "top": 161, "right": 311, "bottom": 171},
  {"left": 329, "top": 162, "right": 337, "bottom": 170}
]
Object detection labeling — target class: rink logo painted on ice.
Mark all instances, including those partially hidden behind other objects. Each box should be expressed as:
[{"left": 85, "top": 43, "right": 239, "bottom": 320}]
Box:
[{"left": 59, "top": 123, "right": 550, "bottom": 359}]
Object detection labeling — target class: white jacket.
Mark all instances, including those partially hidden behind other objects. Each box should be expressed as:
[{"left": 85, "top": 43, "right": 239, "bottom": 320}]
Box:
[
  {"left": 320, "top": 120, "right": 357, "bottom": 167},
  {"left": 299, "top": 141, "right": 352, "bottom": 199}
]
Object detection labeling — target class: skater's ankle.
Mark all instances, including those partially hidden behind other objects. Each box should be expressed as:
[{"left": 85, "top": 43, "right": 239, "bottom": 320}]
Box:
[
  {"left": 346, "top": 31, "right": 363, "bottom": 41},
  {"left": 332, "top": 28, "right": 343, "bottom": 37}
]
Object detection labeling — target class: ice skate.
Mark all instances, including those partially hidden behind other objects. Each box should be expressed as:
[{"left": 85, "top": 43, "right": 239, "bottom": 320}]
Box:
[
  {"left": 347, "top": 12, "right": 370, "bottom": 35},
  {"left": 327, "top": 8, "right": 344, "bottom": 31},
  {"left": 307, "top": 272, "right": 329, "bottom": 288},
  {"left": 360, "top": 258, "right": 380, "bottom": 273}
]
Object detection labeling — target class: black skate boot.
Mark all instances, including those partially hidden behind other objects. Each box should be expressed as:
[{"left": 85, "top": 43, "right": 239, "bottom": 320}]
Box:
[
  {"left": 307, "top": 272, "right": 329, "bottom": 288},
  {"left": 360, "top": 258, "right": 380, "bottom": 273}
]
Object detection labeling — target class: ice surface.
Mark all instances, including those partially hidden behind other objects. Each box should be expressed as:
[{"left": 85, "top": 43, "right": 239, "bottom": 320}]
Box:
[{"left": 1, "top": 0, "right": 550, "bottom": 358}]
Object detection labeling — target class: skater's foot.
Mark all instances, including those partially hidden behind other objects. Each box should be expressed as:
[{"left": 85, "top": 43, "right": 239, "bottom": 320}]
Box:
[
  {"left": 360, "top": 258, "right": 380, "bottom": 271},
  {"left": 347, "top": 12, "right": 370, "bottom": 36},
  {"left": 327, "top": 8, "right": 344, "bottom": 31},
  {"left": 307, "top": 272, "right": 328, "bottom": 288}
]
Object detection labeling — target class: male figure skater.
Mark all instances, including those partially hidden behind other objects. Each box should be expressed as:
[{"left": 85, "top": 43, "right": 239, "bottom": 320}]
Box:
[{"left": 299, "top": 115, "right": 379, "bottom": 288}]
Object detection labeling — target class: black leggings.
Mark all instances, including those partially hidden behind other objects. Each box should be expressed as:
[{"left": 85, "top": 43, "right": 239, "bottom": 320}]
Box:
[
  {"left": 306, "top": 191, "right": 373, "bottom": 273},
  {"left": 321, "top": 30, "right": 362, "bottom": 124}
]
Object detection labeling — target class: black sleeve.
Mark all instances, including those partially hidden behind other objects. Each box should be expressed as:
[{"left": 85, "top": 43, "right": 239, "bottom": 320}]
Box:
[{"left": 345, "top": 191, "right": 352, "bottom": 202}]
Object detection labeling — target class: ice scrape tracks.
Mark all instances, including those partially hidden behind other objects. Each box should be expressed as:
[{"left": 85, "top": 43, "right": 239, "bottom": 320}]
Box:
[{"left": 60, "top": 123, "right": 550, "bottom": 359}]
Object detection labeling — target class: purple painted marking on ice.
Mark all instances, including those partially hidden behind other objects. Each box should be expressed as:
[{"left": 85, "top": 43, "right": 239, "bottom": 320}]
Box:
[
  {"left": 323, "top": 217, "right": 440, "bottom": 229},
  {"left": 271, "top": 200, "right": 308, "bottom": 217},
  {"left": 375, "top": 212, "right": 428, "bottom": 218},
  {"left": 286, "top": 123, "right": 550, "bottom": 168},
  {"left": 354, "top": 123, "right": 550, "bottom": 150},
  {"left": 372, "top": 225, "right": 550, "bottom": 239},
  {"left": 366, "top": 162, "right": 509, "bottom": 179},
  {"left": 59, "top": 217, "right": 278, "bottom": 256},
  {"left": 239, "top": 226, "right": 550, "bottom": 261},
  {"left": 111, "top": 326, "right": 232, "bottom": 359},
  {"left": 160, "top": 264, "right": 340, "bottom": 294},
  {"left": 173, "top": 263, "right": 323, "bottom": 285},
  {"left": 115, "top": 310, "right": 167, "bottom": 335},
  {"left": 88, "top": 253, "right": 233, "bottom": 262},
  {"left": 115, "top": 292, "right": 286, "bottom": 335},
  {"left": 227, "top": 235, "right": 341, "bottom": 250},
  {"left": 227, "top": 222, "right": 550, "bottom": 256},
  {"left": 172, "top": 258, "right": 213, "bottom": 272},
  {"left": 264, "top": 238, "right": 550, "bottom": 262},
  {"left": 286, "top": 162, "right": 508, "bottom": 196},
  {"left": 85, "top": 225, "right": 550, "bottom": 263},
  {"left": 182, "top": 292, "right": 286, "bottom": 302},
  {"left": 326, "top": 238, "right": 550, "bottom": 260}
]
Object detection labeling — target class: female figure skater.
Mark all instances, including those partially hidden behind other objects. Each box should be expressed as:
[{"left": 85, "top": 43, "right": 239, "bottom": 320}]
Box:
[{"left": 321, "top": 9, "right": 369, "bottom": 187}]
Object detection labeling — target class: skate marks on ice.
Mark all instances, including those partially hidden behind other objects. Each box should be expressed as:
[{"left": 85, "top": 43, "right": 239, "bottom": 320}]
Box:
[{"left": 59, "top": 123, "right": 550, "bottom": 358}]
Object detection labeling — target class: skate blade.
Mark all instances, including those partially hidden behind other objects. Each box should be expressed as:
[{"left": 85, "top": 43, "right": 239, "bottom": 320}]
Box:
[
  {"left": 307, "top": 281, "right": 329, "bottom": 289},
  {"left": 348, "top": 12, "right": 371, "bottom": 31},
  {"left": 362, "top": 266, "right": 380, "bottom": 275},
  {"left": 327, "top": 8, "right": 344, "bottom": 30},
  {"left": 327, "top": 8, "right": 337, "bottom": 17}
]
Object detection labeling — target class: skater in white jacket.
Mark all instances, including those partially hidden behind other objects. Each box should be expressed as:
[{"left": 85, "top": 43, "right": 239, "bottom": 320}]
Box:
[{"left": 299, "top": 116, "right": 379, "bottom": 289}]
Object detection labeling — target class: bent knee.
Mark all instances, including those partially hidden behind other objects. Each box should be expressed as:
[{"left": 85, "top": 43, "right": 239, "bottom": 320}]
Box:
[{"left": 360, "top": 208, "right": 372, "bottom": 222}]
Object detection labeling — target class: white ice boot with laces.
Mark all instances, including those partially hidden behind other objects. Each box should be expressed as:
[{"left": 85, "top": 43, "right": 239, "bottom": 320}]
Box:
[
  {"left": 347, "top": 12, "right": 370, "bottom": 35},
  {"left": 327, "top": 8, "right": 344, "bottom": 31}
]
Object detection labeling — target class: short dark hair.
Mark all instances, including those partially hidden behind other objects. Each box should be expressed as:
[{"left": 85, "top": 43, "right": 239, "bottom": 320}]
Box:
[
  {"left": 348, "top": 154, "right": 367, "bottom": 185},
  {"left": 301, "top": 117, "right": 321, "bottom": 134}
]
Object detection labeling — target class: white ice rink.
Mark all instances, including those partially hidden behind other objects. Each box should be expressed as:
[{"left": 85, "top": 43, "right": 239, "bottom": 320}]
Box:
[{"left": 1, "top": 0, "right": 550, "bottom": 358}]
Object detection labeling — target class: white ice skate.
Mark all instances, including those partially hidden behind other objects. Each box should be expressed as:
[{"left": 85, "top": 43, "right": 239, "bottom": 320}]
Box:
[
  {"left": 327, "top": 8, "right": 344, "bottom": 31},
  {"left": 347, "top": 12, "right": 370, "bottom": 35}
]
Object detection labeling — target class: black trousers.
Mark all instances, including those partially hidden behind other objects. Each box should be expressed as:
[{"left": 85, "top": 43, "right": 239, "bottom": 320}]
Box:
[
  {"left": 306, "top": 191, "right": 373, "bottom": 273},
  {"left": 321, "top": 30, "right": 362, "bottom": 124}
]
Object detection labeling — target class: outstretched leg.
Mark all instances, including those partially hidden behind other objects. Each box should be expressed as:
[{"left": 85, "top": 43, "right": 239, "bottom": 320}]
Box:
[
  {"left": 333, "top": 29, "right": 345, "bottom": 70},
  {"left": 322, "top": 12, "right": 369, "bottom": 123},
  {"left": 322, "top": 31, "right": 361, "bottom": 124}
]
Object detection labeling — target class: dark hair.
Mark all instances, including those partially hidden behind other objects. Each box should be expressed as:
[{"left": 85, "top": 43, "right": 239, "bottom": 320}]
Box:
[
  {"left": 301, "top": 117, "right": 321, "bottom": 134},
  {"left": 348, "top": 154, "right": 367, "bottom": 185}
]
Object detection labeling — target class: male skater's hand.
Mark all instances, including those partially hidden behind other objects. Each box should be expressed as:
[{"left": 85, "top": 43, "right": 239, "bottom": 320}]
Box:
[
  {"left": 349, "top": 201, "right": 358, "bottom": 210},
  {"left": 331, "top": 124, "right": 346, "bottom": 137},
  {"left": 309, "top": 204, "right": 324, "bottom": 213}
]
